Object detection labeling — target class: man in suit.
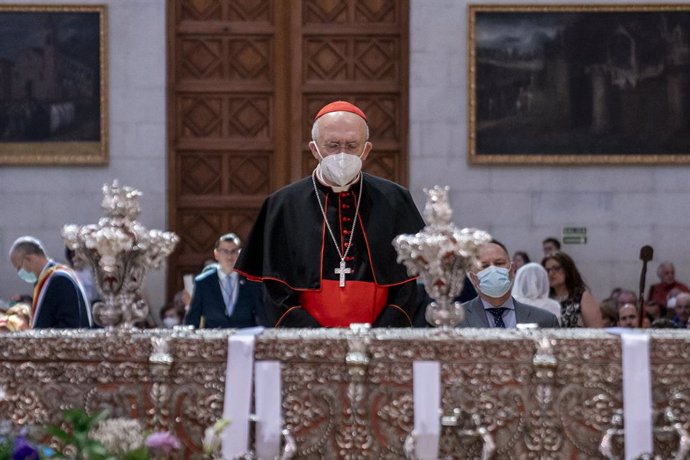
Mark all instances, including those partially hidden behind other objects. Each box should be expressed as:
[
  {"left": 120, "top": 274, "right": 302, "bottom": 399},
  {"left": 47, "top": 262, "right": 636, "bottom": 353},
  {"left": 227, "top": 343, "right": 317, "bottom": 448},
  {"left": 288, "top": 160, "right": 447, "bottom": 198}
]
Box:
[
  {"left": 458, "top": 240, "right": 559, "bottom": 328},
  {"left": 184, "top": 233, "right": 265, "bottom": 328},
  {"left": 8, "top": 236, "right": 92, "bottom": 328}
]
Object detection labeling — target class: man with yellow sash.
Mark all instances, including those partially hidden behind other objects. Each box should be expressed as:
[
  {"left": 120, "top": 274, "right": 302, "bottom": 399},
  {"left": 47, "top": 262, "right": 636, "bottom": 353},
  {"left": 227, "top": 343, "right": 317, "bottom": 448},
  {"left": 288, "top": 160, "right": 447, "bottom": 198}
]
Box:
[{"left": 8, "top": 236, "right": 92, "bottom": 328}]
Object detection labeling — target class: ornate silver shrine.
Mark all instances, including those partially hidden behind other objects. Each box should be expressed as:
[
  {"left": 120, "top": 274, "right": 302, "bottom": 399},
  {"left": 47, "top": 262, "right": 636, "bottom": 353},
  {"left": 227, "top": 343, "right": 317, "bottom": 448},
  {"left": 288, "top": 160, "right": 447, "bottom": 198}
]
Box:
[
  {"left": 393, "top": 186, "right": 491, "bottom": 327},
  {"left": 1, "top": 328, "right": 690, "bottom": 458},
  {"left": 62, "top": 181, "right": 179, "bottom": 328}
]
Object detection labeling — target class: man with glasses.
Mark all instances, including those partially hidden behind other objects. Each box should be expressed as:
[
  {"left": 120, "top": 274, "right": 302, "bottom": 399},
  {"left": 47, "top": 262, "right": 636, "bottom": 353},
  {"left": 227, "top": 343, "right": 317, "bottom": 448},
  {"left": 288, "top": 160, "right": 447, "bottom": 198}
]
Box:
[
  {"left": 235, "top": 101, "right": 425, "bottom": 328},
  {"left": 184, "top": 233, "right": 265, "bottom": 328}
]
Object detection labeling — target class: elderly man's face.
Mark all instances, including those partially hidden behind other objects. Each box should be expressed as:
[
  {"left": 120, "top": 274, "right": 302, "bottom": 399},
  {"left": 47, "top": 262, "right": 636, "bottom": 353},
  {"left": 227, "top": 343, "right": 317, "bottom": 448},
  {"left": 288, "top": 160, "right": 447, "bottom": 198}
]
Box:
[
  {"left": 310, "top": 112, "right": 372, "bottom": 160},
  {"left": 617, "top": 304, "right": 638, "bottom": 328},
  {"left": 659, "top": 265, "right": 676, "bottom": 285}
]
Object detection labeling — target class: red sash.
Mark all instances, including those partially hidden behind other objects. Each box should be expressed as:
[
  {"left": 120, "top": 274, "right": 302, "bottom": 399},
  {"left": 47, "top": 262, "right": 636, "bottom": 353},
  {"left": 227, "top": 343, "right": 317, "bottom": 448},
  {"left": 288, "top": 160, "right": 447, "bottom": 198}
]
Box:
[{"left": 298, "top": 280, "right": 388, "bottom": 327}]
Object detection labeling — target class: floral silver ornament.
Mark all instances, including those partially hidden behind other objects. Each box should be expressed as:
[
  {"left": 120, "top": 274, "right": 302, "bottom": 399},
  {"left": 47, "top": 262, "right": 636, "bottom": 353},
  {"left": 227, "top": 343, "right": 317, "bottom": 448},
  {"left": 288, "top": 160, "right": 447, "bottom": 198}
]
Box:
[
  {"left": 62, "top": 181, "right": 179, "bottom": 328},
  {"left": 393, "top": 186, "right": 491, "bottom": 327}
]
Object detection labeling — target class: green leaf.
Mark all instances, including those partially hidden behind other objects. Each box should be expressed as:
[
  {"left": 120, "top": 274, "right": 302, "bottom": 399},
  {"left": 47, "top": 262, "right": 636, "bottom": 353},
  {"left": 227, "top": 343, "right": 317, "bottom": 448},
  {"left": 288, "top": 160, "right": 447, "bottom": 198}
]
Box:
[
  {"left": 43, "top": 427, "right": 71, "bottom": 443},
  {"left": 83, "top": 442, "right": 112, "bottom": 460},
  {"left": 122, "top": 446, "right": 149, "bottom": 460}
]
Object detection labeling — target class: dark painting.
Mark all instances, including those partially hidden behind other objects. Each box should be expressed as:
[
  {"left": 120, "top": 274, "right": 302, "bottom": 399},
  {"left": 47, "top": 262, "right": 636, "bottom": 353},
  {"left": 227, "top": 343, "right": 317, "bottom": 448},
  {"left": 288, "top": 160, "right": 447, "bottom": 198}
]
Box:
[
  {"left": 469, "top": 5, "right": 690, "bottom": 164},
  {"left": 0, "top": 5, "right": 107, "bottom": 165}
]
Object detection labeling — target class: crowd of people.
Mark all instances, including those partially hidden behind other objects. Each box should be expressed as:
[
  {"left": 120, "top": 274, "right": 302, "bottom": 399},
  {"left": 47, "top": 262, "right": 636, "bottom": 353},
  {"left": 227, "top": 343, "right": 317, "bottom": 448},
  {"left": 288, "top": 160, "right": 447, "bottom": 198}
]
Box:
[
  {"left": 510, "top": 238, "right": 690, "bottom": 329},
  {"left": 4, "top": 101, "right": 690, "bottom": 331},
  {"left": 5, "top": 232, "right": 688, "bottom": 331}
]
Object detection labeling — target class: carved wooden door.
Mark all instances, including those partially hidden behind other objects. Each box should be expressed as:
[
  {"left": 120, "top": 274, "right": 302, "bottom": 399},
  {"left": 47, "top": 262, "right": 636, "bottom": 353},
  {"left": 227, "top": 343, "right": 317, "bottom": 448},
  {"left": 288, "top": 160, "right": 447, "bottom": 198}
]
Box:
[{"left": 168, "top": 0, "right": 409, "bottom": 300}]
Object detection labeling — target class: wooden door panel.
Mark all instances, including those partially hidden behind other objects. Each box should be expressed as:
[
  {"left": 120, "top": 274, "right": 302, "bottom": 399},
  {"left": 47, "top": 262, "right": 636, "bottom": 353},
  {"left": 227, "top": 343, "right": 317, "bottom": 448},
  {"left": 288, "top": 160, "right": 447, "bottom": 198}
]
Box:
[
  {"left": 303, "top": 0, "right": 402, "bottom": 24},
  {"left": 177, "top": 0, "right": 272, "bottom": 22},
  {"left": 176, "top": 151, "right": 272, "bottom": 197}
]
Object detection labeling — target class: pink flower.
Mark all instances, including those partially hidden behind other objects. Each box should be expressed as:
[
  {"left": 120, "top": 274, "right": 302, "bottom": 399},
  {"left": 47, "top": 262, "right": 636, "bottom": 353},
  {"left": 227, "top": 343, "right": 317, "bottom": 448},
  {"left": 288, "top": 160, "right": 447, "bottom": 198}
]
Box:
[{"left": 145, "top": 431, "right": 181, "bottom": 454}]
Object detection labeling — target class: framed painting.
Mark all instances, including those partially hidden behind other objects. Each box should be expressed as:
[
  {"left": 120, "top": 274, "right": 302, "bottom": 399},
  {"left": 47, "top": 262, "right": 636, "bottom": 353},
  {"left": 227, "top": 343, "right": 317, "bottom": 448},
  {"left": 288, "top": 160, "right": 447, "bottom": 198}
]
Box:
[
  {"left": 468, "top": 4, "right": 690, "bottom": 164},
  {"left": 0, "top": 4, "right": 107, "bottom": 165}
]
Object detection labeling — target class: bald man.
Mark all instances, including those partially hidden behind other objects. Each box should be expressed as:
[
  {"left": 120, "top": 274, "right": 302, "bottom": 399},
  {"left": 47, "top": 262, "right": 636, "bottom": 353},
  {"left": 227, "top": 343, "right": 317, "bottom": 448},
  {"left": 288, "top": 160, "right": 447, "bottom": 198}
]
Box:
[
  {"left": 458, "top": 240, "right": 559, "bottom": 329},
  {"left": 617, "top": 303, "right": 639, "bottom": 328},
  {"left": 9, "top": 236, "right": 92, "bottom": 328}
]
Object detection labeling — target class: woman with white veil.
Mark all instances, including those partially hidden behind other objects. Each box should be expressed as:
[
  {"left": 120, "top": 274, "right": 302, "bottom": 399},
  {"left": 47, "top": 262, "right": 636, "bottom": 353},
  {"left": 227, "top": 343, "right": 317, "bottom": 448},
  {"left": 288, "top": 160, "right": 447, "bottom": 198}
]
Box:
[{"left": 512, "top": 263, "right": 562, "bottom": 324}]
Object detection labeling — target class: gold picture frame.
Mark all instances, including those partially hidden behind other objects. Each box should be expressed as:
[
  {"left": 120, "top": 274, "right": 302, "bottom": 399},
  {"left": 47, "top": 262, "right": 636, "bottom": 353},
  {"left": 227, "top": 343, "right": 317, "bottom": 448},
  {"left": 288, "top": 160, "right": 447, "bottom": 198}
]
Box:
[
  {"left": 468, "top": 4, "right": 690, "bottom": 165},
  {"left": 0, "top": 4, "right": 107, "bottom": 165}
]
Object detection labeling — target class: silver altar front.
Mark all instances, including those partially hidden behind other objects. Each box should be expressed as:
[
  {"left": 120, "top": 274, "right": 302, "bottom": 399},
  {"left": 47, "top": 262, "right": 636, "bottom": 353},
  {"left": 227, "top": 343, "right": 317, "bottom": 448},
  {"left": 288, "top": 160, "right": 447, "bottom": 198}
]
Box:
[{"left": 1, "top": 328, "right": 689, "bottom": 459}]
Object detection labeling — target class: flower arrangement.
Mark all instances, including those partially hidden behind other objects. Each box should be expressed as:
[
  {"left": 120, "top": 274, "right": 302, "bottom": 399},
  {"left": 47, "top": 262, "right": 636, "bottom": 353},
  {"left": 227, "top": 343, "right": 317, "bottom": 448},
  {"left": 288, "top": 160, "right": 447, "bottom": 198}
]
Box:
[{"left": 0, "top": 409, "right": 182, "bottom": 460}]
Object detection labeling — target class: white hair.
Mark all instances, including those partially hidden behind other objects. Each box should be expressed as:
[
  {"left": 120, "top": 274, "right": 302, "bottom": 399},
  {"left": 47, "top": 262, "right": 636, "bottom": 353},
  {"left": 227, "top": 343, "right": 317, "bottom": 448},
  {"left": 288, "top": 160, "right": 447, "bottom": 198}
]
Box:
[
  {"left": 311, "top": 112, "right": 370, "bottom": 142},
  {"left": 657, "top": 261, "right": 674, "bottom": 277}
]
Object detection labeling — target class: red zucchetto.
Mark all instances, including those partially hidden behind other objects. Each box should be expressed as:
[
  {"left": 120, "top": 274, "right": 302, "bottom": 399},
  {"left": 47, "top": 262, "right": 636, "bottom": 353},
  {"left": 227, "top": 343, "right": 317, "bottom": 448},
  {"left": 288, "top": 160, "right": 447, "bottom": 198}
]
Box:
[{"left": 314, "top": 101, "right": 367, "bottom": 121}]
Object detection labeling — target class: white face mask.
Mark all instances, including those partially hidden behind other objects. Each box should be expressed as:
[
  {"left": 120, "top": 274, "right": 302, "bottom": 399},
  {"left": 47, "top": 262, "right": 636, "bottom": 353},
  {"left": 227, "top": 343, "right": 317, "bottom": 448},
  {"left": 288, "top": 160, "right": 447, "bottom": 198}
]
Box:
[
  {"left": 314, "top": 145, "right": 363, "bottom": 187},
  {"left": 475, "top": 265, "right": 513, "bottom": 298},
  {"left": 163, "top": 317, "right": 180, "bottom": 328}
]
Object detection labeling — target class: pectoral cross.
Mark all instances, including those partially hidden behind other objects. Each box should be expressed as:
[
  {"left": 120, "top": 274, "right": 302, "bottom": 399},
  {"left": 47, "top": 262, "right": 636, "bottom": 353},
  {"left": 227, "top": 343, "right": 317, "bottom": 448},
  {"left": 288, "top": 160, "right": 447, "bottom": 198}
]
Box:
[{"left": 334, "top": 260, "right": 352, "bottom": 287}]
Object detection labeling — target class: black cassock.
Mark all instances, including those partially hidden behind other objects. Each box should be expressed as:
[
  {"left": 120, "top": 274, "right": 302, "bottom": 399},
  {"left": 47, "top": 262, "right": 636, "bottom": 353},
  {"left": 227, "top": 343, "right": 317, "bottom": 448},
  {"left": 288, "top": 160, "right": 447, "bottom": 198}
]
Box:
[{"left": 235, "top": 173, "right": 425, "bottom": 327}]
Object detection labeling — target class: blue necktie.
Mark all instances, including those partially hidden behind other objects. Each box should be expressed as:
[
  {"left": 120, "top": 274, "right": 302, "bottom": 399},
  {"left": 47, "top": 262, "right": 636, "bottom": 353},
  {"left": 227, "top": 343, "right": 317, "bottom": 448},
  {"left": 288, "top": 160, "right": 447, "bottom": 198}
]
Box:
[
  {"left": 488, "top": 308, "right": 507, "bottom": 328},
  {"left": 224, "top": 276, "right": 235, "bottom": 316}
]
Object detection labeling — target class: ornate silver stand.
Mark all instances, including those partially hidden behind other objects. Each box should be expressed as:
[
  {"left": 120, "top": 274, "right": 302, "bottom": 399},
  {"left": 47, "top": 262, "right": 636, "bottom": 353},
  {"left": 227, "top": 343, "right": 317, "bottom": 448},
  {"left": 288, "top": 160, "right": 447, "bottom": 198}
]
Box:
[
  {"left": 599, "top": 407, "right": 690, "bottom": 460},
  {"left": 62, "top": 181, "right": 179, "bottom": 328},
  {"left": 393, "top": 185, "right": 491, "bottom": 327}
]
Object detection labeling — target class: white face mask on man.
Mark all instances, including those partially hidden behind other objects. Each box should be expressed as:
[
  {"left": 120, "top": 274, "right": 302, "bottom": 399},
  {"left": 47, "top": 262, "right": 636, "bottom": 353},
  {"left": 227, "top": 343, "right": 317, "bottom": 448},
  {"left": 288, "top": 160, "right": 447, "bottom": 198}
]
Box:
[
  {"left": 313, "top": 145, "right": 363, "bottom": 187},
  {"left": 473, "top": 265, "right": 513, "bottom": 298},
  {"left": 162, "top": 317, "right": 180, "bottom": 329}
]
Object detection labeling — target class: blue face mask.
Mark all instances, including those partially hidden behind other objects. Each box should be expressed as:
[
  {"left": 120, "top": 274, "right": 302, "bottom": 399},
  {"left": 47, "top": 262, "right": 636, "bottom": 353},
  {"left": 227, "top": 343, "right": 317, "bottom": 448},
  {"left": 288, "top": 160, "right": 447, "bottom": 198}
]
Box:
[
  {"left": 476, "top": 266, "right": 512, "bottom": 298},
  {"left": 17, "top": 268, "right": 37, "bottom": 284}
]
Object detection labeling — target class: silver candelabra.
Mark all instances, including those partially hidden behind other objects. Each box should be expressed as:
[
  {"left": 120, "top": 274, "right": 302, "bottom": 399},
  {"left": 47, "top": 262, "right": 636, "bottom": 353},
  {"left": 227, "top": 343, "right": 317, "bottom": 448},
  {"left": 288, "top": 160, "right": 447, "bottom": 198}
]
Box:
[
  {"left": 393, "top": 186, "right": 491, "bottom": 327},
  {"left": 62, "top": 181, "right": 179, "bottom": 328}
]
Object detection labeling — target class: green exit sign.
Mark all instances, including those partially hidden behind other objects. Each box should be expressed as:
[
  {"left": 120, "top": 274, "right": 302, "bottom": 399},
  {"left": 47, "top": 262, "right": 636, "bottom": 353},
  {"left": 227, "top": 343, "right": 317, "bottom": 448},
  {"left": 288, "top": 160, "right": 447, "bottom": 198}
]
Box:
[{"left": 562, "top": 227, "right": 587, "bottom": 244}]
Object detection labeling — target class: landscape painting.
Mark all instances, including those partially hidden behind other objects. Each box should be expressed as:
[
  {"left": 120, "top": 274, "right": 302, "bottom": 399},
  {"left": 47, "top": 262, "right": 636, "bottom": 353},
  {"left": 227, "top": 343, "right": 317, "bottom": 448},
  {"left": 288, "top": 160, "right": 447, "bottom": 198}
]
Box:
[{"left": 469, "top": 5, "right": 690, "bottom": 164}]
